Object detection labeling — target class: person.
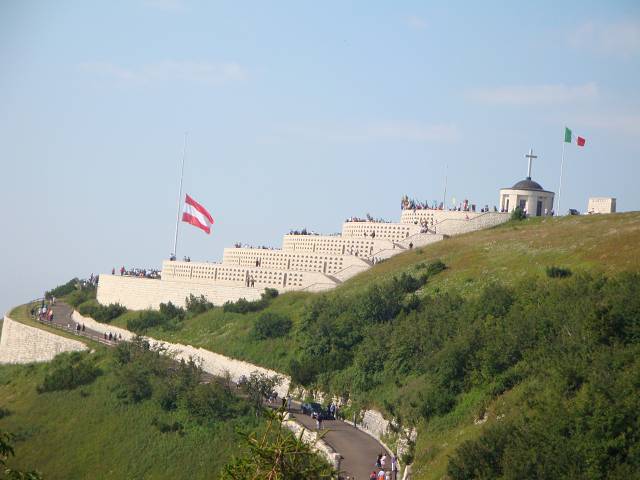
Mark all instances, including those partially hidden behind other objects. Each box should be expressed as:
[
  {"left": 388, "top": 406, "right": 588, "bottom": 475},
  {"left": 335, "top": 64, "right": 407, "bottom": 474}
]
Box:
[
  {"left": 81, "top": 324, "right": 85, "bottom": 332},
  {"left": 377, "top": 469, "right": 385, "bottom": 480},
  {"left": 376, "top": 454, "right": 382, "bottom": 469},
  {"left": 103, "top": 332, "right": 107, "bottom": 340},
  {"left": 381, "top": 453, "right": 387, "bottom": 469},
  {"left": 391, "top": 455, "right": 399, "bottom": 479},
  {"left": 287, "top": 395, "right": 292, "bottom": 412},
  {"left": 111, "top": 267, "right": 116, "bottom": 275},
  {"left": 315, "top": 415, "right": 321, "bottom": 430},
  {"left": 370, "top": 472, "right": 377, "bottom": 480}
]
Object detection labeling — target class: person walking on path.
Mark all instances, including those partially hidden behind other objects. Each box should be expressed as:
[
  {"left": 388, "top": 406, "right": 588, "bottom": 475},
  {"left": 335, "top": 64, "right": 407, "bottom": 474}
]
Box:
[{"left": 391, "top": 455, "right": 399, "bottom": 480}]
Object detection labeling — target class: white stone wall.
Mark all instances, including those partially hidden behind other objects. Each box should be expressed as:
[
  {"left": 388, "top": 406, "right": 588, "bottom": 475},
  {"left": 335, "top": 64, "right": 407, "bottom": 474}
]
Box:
[
  {"left": 160, "top": 260, "right": 334, "bottom": 290},
  {"left": 222, "top": 248, "right": 369, "bottom": 275},
  {"left": 400, "top": 209, "right": 487, "bottom": 225},
  {"left": 340, "top": 221, "right": 421, "bottom": 242},
  {"left": 97, "top": 275, "right": 263, "bottom": 310},
  {"left": 282, "top": 234, "right": 395, "bottom": 258},
  {"left": 0, "top": 316, "right": 87, "bottom": 364},
  {"left": 430, "top": 212, "right": 510, "bottom": 236},
  {"left": 588, "top": 197, "right": 616, "bottom": 214}
]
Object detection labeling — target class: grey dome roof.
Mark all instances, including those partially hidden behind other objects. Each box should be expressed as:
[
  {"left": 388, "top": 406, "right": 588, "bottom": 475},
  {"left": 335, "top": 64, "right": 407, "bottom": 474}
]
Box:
[{"left": 512, "top": 177, "right": 544, "bottom": 190}]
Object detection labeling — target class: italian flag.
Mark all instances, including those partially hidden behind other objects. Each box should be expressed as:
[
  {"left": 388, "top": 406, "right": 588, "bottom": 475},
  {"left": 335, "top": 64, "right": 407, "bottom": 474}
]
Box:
[
  {"left": 182, "top": 194, "right": 214, "bottom": 234},
  {"left": 564, "top": 127, "right": 586, "bottom": 147}
]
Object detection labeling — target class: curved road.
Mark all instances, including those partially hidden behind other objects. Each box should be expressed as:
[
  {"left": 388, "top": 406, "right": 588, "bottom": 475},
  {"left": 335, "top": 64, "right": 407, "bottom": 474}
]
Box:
[{"left": 42, "top": 303, "right": 394, "bottom": 479}]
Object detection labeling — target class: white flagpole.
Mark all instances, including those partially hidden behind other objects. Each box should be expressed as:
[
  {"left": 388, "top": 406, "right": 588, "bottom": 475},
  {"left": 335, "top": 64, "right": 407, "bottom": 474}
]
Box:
[
  {"left": 442, "top": 162, "right": 448, "bottom": 209},
  {"left": 172, "top": 132, "right": 188, "bottom": 259},
  {"left": 557, "top": 138, "right": 566, "bottom": 215}
]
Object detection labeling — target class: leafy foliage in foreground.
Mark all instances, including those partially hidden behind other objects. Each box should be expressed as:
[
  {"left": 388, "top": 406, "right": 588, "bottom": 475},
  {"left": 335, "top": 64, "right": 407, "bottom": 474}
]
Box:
[
  {"left": 0, "top": 429, "right": 41, "bottom": 479},
  {"left": 222, "top": 406, "right": 333, "bottom": 480}
]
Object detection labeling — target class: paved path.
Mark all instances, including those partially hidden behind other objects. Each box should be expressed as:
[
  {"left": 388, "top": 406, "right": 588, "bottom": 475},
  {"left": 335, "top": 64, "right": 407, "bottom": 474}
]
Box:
[
  {"left": 40, "top": 303, "right": 395, "bottom": 479},
  {"left": 288, "top": 404, "right": 394, "bottom": 479}
]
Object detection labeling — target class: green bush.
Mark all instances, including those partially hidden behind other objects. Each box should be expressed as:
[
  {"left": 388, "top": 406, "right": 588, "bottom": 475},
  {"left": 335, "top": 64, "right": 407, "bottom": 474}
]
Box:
[
  {"left": 126, "top": 303, "right": 183, "bottom": 333},
  {"left": 37, "top": 352, "right": 101, "bottom": 393},
  {"left": 185, "top": 294, "right": 213, "bottom": 315},
  {"left": 253, "top": 312, "right": 292, "bottom": 340},
  {"left": 66, "top": 286, "right": 97, "bottom": 308},
  {"left": 223, "top": 289, "right": 279, "bottom": 314},
  {"left": 546, "top": 265, "right": 573, "bottom": 278},
  {"left": 511, "top": 206, "right": 527, "bottom": 220},
  {"left": 45, "top": 278, "right": 79, "bottom": 300},
  {"left": 79, "top": 301, "right": 127, "bottom": 323}
]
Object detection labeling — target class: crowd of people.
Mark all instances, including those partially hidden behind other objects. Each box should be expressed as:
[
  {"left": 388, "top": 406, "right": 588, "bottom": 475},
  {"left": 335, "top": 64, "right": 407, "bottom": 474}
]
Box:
[
  {"left": 368, "top": 452, "right": 399, "bottom": 479},
  {"left": 401, "top": 195, "right": 498, "bottom": 214},
  {"left": 345, "top": 214, "right": 392, "bottom": 223},
  {"left": 233, "top": 243, "right": 276, "bottom": 250},
  {"left": 112, "top": 266, "right": 160, "bottom": 279},
  {"left": 288, "top": 228, "right": 319, "bottom": 236}
]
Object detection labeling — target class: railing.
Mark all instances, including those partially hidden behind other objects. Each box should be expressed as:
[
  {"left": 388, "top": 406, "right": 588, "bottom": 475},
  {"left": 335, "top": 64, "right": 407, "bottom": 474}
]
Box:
[{"left": 32, "top": 316, "right": 119, "bottom": 346}]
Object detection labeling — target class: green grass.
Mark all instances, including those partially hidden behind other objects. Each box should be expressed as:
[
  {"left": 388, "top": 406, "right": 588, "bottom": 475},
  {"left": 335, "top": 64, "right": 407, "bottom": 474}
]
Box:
[{"left": 0, "top": 353, "right": 261, "bottom": 479}]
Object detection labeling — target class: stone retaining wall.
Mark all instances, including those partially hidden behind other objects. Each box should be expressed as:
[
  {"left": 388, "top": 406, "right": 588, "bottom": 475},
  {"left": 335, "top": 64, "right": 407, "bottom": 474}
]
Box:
[{"left": 0, "top": 316, "right": 87, "bottom": 364}]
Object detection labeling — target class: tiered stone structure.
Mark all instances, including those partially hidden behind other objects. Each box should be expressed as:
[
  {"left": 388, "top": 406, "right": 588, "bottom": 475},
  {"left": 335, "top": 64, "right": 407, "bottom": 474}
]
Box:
[{"left": 97, "top": 202, "right": 510, "bottom": 309}]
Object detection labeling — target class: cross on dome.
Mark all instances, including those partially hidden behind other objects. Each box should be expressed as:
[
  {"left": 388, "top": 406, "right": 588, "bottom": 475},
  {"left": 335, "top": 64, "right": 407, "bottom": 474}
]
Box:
[{"left": 525, "top": 148, "right": 537, "bottom": 179}]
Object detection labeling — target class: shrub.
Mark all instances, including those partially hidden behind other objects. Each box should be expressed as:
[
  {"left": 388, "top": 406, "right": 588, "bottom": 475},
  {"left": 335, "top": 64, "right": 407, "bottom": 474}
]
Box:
[
  {"left": 66, "top": 286, "right": 97, "bottom": 308},
  {"left": 511, "top": 206, "right": 527, "bottom": 220},
  {"left": 254, "top": 313, "right": 292, "bottom": 340},
  {"left": 185, "top": 295, "right": 213, "bottom": 315},
  {"left": 38, "top": 352, "right": 101, "bottom": 393},
  {"left": 223, "top": 297, "right": 267, "bottom": 314},
  {"left": 223, "top": 288, "right": 279, "bottom": 314},
  {"left": 546, "top": 266, "right": 572, "bottom": 278},
  {"left": 45, "top": 278, "right": 79, "bottom": 300},
  {"left": 79, "top": 302, "right": 126, "bottom": 323},
  {"left": 151, "top": 418, "right": 184, "bottom": 435},
  {"left": 184, "top": 383, "right": 240, "bottom": 422},
  {"left": 262, "top": 288, "right": 279, "bottom": 300},
  {"left": 159, "top": 302, "right": 185, "bottom": 321},
  {"left": 127, "top": 311, "right": 167, "bottom": 334}
]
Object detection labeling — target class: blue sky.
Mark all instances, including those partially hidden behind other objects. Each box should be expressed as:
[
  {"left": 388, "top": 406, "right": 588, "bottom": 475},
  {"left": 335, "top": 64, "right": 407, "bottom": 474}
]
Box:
[{"left": 1, "top": 0, "right": 639, "bottom": 314}]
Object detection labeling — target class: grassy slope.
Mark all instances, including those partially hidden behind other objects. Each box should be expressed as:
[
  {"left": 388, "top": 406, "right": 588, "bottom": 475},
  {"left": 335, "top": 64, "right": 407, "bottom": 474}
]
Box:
[
  {"left": 10, "top": 213, "right": 637, "bottom": 480},
  {"left": 113, "top": 212, "right": 640, "bottom": 373},
  {"left": 0, "top": 356, "right": 259, "bottom": 480}
]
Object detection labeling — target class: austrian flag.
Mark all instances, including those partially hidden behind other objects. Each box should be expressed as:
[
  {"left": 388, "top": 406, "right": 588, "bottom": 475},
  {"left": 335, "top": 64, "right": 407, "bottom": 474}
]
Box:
[{"left": 182, "top": 194, "right": 214, "bottom": 234}]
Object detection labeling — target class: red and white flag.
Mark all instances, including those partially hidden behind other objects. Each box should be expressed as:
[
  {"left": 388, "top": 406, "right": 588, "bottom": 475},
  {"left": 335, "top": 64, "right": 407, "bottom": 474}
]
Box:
[{"left": 182, "top": 194, "right": 214, "bottom": 234}]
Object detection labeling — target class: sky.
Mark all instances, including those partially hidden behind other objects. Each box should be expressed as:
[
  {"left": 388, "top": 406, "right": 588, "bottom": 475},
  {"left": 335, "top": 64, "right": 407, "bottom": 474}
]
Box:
[{"left": 1, "top": 0, "right": 639, "bottom": 314}]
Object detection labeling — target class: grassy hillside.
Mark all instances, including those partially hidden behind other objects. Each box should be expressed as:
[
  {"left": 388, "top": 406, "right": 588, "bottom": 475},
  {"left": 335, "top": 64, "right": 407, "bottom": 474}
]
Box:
[
  {"left": 0, "top": 346, "right": 263, "bottom": 479},
  {"left": 29, "top": 212, "right": 640, "bottom": 479}
]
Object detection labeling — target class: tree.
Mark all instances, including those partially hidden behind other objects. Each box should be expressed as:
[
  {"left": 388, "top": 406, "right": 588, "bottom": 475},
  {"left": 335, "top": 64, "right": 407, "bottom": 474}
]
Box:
[
  {"left": 222, "top": 406, "right": 334, "bottom": 479},
  {"left": 241, "top": 372, "right": 283, "bottom": 412},
  {"left": 0, "top": 429, "right": 42, "bottom": 479}
]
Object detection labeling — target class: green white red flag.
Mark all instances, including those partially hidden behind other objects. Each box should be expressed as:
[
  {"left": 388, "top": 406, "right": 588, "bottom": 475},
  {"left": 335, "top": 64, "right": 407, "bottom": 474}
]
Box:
[{"left": 564, "top": 127, "right": 586, "bottom": 147}]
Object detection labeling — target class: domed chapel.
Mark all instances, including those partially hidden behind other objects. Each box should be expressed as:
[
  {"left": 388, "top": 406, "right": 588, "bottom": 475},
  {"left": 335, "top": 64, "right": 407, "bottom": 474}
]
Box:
[{"left": 499, "top": 148, "right": 555, "bottom": 216}]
